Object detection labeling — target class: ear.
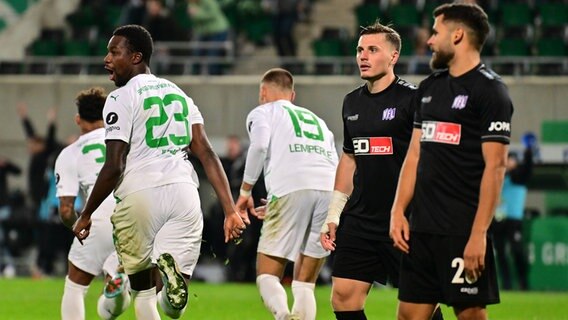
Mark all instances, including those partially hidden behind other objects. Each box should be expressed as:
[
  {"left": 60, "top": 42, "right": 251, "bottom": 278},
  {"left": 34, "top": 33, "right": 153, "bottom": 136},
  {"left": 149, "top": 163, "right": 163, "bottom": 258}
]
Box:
[
  {"left": 453, "top": 27, "right": 464, "bottom": 45},
  {"left": 74, "top": 114, "right": 81, "bottom": 126},
  {"left": 132, "top": 52, "right": 143, "bottom": 65},
  {"left": 290, "top": 90, "right": 296, "bottom": 102},
  {"left": 390, "top": 49, "right": 400, "bottom": 66}
]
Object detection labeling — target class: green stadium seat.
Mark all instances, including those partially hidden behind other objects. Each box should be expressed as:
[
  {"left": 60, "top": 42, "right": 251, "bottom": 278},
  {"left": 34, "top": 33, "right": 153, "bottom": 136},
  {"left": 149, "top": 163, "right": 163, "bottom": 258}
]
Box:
[
  {"left": 500, "top": 3, "right": 533, "bottom": 28},
  {"left": 312, "top": 39, "right": 344, "bottom": 57},
  {"left": 354, "top": 4, "right": 383, "bottom": 28},
  {"left": 0, "top": 18, "right": 6, "bottom": 31},
  {"left": 538, "top": 3, "right": 568, "bottom": 28},
  {"left": 30, "top": 39, "right": 60, "bottom": 56},
  {"left": 389, "top": 4, "right": 420, "bottom": 28},
  {"left": 536, "top": 38, "right": 567, "bottom": 56},
  {"left": 497, "top": 38, "right": 530, "bottom": 56},
  {"left": 63, "top": 40, "right": 91, "bottom": 56}
]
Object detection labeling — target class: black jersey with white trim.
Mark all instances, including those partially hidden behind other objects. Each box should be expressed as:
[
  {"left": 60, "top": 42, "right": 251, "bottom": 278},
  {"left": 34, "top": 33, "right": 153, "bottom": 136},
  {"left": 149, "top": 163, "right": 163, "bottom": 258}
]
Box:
[
  {"left": 412, "top": 64, "right": 514, "bottom": 236},
  {"left": 341, "top": 76, "right": 416, "bottom": 240}
]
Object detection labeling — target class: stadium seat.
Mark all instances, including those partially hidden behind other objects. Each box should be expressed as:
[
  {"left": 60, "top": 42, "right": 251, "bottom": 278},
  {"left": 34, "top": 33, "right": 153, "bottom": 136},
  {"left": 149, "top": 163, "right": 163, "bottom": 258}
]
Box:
[
  {"left": 62, "top": 40, "right": 91, "bottom": 56},
  {"left": 497, "top": 38, "right": 531, "bottom": 56},
  {"left": 354, "top": 4, "right": 383, "bottom": 28},
  {"left": 5, "top": 0, "right": 29, "bottom": 14},
  {"left": 536, "top": 38, "right": 567, "bottom": 56},
  {"left": 30, "top": 39, "right": 60, "bottom": 56},
  {"left": 0, "top": 18, "right": 6, "bottom": 31},
  {"left": 500, "top": 3, "right": 533, "bottom": 28},
  {"left": 541, "top": 120, "right": 568, "bottom": 143},
  {"left": 312, "top": 39, "right": 344, "bottom": 57},
  {"left": 538, "top": 3, "right": 568, "bottom": 28},
  {"left": 389, "top": 4, "right": 420, "bottom": 28}
]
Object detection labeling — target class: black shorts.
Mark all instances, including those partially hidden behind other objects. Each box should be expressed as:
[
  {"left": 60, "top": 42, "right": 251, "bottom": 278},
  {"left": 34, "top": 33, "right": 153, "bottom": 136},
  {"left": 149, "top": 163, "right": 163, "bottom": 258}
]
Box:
[
  {"left": 398, "top": 232, "right": 500, "bottom": 307},
  {"left": 331, "top": 229, "right": 401, "bottom": 286}
]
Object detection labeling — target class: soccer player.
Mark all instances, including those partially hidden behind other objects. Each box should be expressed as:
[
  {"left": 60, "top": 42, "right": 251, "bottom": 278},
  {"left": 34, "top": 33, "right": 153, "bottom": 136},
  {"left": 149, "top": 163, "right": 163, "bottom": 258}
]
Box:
[
  {"left": 318, "top": 22, "right": 445, "bottom": 320},
  {"left": 236, "top": 68, "right": 338, "bottom": 320},
  {"left": 390, "top": 3, "right": 513, "bottom": 319},
  {"left": 55, "top": 87, "right": 130, "bottom": 320},
  {"left": 72, "top": 25, "right": 245, "bottom": 320}
]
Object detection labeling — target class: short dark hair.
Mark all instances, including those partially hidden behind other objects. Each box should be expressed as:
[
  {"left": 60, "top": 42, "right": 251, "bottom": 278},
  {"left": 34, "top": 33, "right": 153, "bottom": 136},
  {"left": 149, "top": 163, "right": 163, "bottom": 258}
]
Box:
[
  {"left": 359, "top": 20, "right": 402, "bottom": 52},
  {"left": 76, "top": 87, "right": 106, "bottom": 122},
  {"left": 261, "top": 68, "right": 294, "bottom": 91},
  {"left": 433, "top": 3, "right": 490, "bottom": 51},
  {"left": 113, "top": 24, "right": 154, "bottom": 65}
]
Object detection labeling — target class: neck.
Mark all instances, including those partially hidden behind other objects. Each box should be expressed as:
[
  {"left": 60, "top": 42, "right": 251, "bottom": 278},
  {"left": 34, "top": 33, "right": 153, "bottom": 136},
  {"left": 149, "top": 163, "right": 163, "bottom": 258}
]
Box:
[
  {"left": 448, "top": 49, "right": 480, "bottom": 77},
  {"left": 80, "top": 121, "right": 104, "bottom": 134},
  {"left": 366, "top": 71, "right": 396, "bottom": 94}
]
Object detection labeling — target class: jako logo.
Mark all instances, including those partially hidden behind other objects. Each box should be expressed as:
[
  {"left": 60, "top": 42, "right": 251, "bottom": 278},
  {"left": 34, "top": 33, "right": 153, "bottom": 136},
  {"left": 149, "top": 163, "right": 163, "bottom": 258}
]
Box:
[
  {"left": 106, "top": 112, "right": 119, "bottom": 125},
  {"left": 488, "top": 121, "right": 510, "bottom": 132}
]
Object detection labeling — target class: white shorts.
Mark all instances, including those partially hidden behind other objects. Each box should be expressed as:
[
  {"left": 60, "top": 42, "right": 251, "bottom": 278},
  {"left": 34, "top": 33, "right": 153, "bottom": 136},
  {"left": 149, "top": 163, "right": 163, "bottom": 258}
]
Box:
[
  {"left": 257, "top": 189, "right": 331, "bottom": 262},
  {"left": 111, "top": 183, "right": 203, "bottom": 276},
  {"left": 68, "top": 211, "right": 116, "bottom": 277}
]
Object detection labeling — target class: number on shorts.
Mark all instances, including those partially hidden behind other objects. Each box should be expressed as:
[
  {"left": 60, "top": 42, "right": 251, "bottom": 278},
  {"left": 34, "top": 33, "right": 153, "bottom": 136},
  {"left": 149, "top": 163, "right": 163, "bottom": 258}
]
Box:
[
  {"left": 451, "top": 257, "right": 465, "bottom": 284},
  {"left": 283, "top": 105, "right": 324, "bottom": 141},
  {"left": 144, "top": 94, "right": 191, "bottom": 148},
  {"left": 82, "top": 143, "right": 106, "bottom": 164}
]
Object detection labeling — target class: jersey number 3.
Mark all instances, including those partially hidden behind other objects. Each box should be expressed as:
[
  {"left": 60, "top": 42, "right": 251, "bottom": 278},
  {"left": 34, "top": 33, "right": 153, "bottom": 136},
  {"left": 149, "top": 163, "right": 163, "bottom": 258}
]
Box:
[{"left": 144, "top": 94, "right": 190, "bottom": 148}]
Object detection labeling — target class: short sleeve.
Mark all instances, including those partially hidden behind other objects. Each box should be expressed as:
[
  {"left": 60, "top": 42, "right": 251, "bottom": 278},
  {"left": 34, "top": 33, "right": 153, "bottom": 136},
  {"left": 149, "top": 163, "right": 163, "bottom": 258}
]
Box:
[
  {"left": 103, "top": 90, "right": 133, "bottom": 143},
  {"left": 478, "top": 81, "right": 513, "bottom": 144},
  {"left": 188, "top": 97, "right": 204, "bottom": 126},
  {"left": 54, "top": 148, "right": 79, "bottom": 197},
  {"left": 341, "top": 98, "right": 354, "bottom": 154},
  {"left": 413, "top": 83, "right": 425, "bottom": 129}
]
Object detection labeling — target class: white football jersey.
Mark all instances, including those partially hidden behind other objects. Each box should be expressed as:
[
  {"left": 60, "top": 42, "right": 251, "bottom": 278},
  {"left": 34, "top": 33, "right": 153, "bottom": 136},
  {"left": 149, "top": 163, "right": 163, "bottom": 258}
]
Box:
[
  {"left": 54, "top": 128, "right": 114, "bottom": 221},
  {"left": 103, "top": 74, "right": 203, "bottom": 199},
  {"left": 244, "top": 99, "right": 338, "bottom": 197}
]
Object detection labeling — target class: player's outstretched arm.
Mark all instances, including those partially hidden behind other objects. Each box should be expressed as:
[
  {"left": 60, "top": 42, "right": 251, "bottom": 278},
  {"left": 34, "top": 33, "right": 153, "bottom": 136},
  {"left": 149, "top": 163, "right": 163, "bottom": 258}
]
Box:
[
  {"left": 73, "top": 140, "right": 127, "bottom": 244},
  {"left": 320, "top": 152, "right": 355, "bottom": 251},
  {"left": 390, "top": 128, "right": 421, "bottom": 254},
  {"left": 464, "top": 141, "right": 507, "bottom": 282},
  {"left": 189, "top": 124, "right": 246, "bottom": 243}
]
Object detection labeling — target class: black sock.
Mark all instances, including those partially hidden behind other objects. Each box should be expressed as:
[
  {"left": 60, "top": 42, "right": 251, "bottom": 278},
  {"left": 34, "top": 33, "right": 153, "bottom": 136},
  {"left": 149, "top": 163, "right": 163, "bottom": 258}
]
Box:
[
  {"left": 432, "top": 306, "right": 444, "bottom": 320},
  {"left": 334, "top": 310, "right": 367, "bottom": 320}
]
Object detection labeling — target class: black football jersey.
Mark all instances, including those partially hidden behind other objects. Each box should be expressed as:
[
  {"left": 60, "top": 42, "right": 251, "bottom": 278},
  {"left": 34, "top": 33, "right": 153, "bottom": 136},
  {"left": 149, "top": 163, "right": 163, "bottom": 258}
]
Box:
[
  {"left": 412, "top": 64, "right": 514, "bottom": 236},
  {"left": 341, "top": 77, "right": 416, "bottom": 240}
]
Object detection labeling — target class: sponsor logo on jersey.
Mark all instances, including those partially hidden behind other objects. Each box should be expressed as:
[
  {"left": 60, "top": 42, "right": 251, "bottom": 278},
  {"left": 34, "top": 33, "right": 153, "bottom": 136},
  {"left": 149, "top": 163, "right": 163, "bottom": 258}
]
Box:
[
  {"left": 421, "top": 121, "right": 461, "bottom": 145},
  {"left": 110, "top": 94, "right": 119, "bottom": 101},
  {"left": 488, "top": 121, "right": 510, "bottom": 132},
  {"left": 382, "top": 108, "right": 396, "bottom": 121},
  {"left": 352, "top": 137, "right": 393, "bottom": 155},
  {"left": 421, "top": 96, "right": 432, "bottom": 103},
  {"left": 460, "top": 287, "right": 479, "bottom": 295},
  {"left": 452, "top": 95, "right": 468, "bottom": 110},
  {"left": 106, "top": 112, "right": 119, "bottom": 125},
  {"left": 347, "top": 114, "right": 359, "bottom": 121},
  {"left": 106, "top": 125, "right": 121, "bottom": 133},
  {"left": 55, "top": 173, "right": 60, "bottom": 185}
]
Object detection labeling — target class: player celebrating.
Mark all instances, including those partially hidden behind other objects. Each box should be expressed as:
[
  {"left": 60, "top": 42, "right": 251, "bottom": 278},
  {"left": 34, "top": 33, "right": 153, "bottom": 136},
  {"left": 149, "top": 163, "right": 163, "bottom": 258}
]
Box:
[
  {"left": 72, "top": 25, "right": 245, "bottom": 319},
  {"left": 390, "top": 3, "right": 513, "bottom": 319},
  {"left": 236, "top": 68, "right": 338, "bottom": 320},
  {"left": 56, "top": 87, "right": 129, "bottom": 320}
]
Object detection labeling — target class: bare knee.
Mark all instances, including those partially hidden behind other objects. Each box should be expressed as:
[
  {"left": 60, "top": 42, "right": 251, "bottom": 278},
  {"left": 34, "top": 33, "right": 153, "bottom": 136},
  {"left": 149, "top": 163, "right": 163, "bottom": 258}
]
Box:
[
  {"left": 454, "top": 305, "right": 487, "bottom": 320},
  {"left": 331, "top": 283, "right": 366, "bottom": 311}
]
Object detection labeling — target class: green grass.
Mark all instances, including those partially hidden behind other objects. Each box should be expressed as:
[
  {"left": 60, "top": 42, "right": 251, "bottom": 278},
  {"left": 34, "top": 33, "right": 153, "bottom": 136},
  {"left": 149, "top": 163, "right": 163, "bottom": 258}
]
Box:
[{"left": 0, "top": 278, "right": 567, "bottom": 319}]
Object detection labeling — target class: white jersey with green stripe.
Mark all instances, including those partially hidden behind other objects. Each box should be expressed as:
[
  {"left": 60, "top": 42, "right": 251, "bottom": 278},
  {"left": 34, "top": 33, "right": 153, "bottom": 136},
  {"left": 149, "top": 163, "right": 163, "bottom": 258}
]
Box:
[
  {"left": 243, "top": 99, "right": 338, "bottom": 197},
  {"left": 103, "top": 74, "right": 202, "bottom": 199},
  {"left": 54, "top": 128, "right": 114, "bottom": 221}
]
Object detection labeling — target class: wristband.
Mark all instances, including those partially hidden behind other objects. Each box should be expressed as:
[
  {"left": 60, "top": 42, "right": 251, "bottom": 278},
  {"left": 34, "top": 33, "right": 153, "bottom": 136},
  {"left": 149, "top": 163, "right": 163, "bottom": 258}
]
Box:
[
  {"left": 240, "top": 188, "right": 252, "bottom": 198},
  {"left": 320, "top": 190, "right": 349, "bottom": 234}
]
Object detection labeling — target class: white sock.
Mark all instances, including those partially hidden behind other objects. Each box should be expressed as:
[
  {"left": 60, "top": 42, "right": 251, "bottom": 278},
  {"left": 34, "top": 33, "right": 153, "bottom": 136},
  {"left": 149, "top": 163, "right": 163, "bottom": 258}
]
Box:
[
  {"left": 157, "top": 290, "right": 186, "bottom": 319},
  {"left": 61, "top": 276, "right": 89, "bottom": 320},
  {"left": 97, "top": 290, "right": 132, "bottom": 319},
  {"left": 291, "top": 280, "right": 316, "bottom": 320},
  {"left": 256, "top": 274, "right": 290, "bottom": 320},
  {"left": 131, "top": 288, "right": 160, "bottom": 320}
]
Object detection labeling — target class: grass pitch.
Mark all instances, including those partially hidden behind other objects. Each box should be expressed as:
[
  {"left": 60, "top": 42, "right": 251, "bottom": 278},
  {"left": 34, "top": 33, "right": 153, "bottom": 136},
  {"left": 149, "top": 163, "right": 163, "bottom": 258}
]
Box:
[{"left": 0, "top": 278, "right": 567, "bottom": 319}]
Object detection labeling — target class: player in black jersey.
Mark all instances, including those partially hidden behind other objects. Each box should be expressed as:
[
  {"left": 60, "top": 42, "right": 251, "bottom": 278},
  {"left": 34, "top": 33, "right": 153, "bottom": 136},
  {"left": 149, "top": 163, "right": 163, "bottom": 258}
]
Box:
[
  {"left": 390, "top": 3, "right": 513, "bottom": 320},
  {"left": 319, "top": 22, "right": 443, "bottom": 320}
]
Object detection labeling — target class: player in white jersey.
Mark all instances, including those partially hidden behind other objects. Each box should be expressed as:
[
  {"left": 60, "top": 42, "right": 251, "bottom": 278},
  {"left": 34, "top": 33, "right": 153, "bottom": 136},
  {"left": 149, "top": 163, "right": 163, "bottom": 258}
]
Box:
[
  {"left": 55, "top": 87, "right": 130, "bottom": 320},
  {"left": 236, "top": 68, "right": 338, "bottom": 320},
  {"left": 72, "top": 25, "right": 246, "bottom": 320}
]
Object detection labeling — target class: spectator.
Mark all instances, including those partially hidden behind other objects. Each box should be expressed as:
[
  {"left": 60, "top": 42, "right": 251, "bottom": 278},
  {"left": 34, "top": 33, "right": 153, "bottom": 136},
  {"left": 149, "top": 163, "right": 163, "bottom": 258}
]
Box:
[
  {"left": 0, "top": 157, "right": 21, "bottom": 277},
  {"left": 493, "top": 132, "right": 535, "bottom": 290},
  {"left": 188, "top": 0, "right": 231, "bottom": 75},
  {"left": 262, "top": 0, "right": 301, "bottom": 57}
]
